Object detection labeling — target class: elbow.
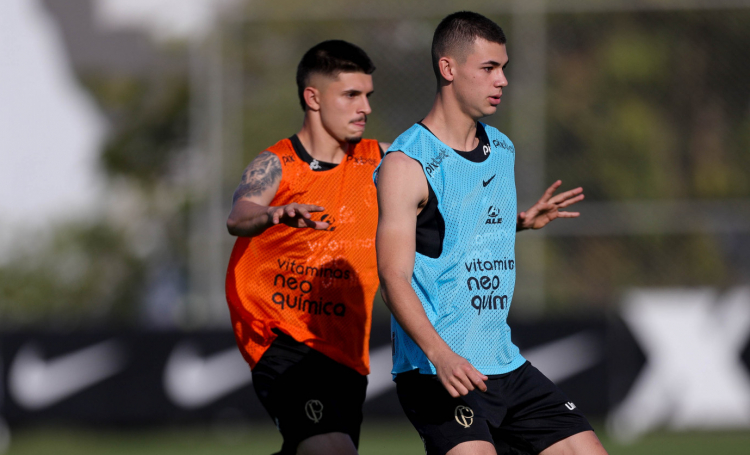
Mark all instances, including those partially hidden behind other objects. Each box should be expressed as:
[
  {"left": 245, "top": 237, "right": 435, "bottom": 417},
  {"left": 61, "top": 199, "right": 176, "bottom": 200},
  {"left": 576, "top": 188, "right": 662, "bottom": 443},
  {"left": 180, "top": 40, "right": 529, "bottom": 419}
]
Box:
[
  {"left": 378, "top": 284, "right": 396, "bottom": 314},
  {"left": 226, "top": 215, "right": 240, "bottom": 236},
  {"left": 377, "top": 268, "right": 408, "bottom": 298}
]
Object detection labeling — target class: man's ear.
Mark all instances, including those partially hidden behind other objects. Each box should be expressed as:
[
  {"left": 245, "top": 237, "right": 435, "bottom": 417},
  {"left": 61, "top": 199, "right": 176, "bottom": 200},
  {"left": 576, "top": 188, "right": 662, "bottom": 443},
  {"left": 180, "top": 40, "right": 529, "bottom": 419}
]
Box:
[
  {"left": 303, "top": 86, "right": 321, "bottom": 111},
  {"left": 439, "top": 56, "right": 455, "bottom": 82}
]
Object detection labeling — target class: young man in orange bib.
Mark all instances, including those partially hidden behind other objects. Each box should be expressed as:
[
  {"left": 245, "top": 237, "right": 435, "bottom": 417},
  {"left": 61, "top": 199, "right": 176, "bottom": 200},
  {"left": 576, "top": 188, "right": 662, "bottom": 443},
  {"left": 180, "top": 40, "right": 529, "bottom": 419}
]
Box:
[
  {"left": 225, "top": 40, "right": 385, "bottom": 455},
  {"left": 226, "top": 39, "right": 584, "bottom": 455}
]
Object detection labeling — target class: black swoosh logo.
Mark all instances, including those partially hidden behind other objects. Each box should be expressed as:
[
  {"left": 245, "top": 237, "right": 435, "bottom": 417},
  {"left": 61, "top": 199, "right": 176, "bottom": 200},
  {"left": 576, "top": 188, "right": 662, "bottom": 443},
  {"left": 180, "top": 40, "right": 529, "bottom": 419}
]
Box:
[{"left": 483, "top": 175, "right": 496, "bottom": 187}]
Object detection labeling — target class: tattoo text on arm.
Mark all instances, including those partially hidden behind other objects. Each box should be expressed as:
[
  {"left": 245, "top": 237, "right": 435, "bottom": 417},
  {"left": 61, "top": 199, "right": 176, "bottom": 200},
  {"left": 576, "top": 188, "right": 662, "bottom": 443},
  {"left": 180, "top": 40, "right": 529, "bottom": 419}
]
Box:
[{"left": 232, "top": 151, "right": 282, "bottom": 203}]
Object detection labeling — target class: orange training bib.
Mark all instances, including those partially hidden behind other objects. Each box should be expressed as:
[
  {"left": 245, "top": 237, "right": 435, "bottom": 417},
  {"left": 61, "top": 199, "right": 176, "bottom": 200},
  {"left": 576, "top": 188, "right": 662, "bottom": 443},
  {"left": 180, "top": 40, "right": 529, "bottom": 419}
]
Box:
[{"left": 226, "top": 138, "right": 380, "bottom": 375}]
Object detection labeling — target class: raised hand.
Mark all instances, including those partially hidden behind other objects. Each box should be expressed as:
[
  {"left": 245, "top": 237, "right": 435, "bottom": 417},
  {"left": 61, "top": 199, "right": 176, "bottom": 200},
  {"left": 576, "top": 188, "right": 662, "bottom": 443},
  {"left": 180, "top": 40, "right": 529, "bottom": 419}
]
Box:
[
  {"left": 268, "top": 203, "right": 330, "bottom": 230},
  {"left": 518, "top": 180, "right": 584, "bottom": 231}
]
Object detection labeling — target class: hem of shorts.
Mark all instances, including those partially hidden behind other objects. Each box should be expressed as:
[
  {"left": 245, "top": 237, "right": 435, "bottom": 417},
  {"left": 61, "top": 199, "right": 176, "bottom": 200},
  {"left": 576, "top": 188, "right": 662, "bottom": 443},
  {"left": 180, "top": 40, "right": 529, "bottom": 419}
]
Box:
[
  {"left": 438, "top": 434, "right": 494, "bottom": 455},
  {"left": 531, "top": 425, "right": 594, "bottom": 454},
  {"left": 282, "top": 425, "right": 360, "bottom": 454}
]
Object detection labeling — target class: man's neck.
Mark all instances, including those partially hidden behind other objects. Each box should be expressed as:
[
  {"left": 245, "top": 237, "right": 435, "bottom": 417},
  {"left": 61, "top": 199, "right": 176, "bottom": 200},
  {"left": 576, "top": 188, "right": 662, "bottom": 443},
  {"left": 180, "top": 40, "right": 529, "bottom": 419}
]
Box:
[
  {"left": 421, "top": 93, "right": 479, "bottom": 152},
  {"left": 296, "top": 117, "right": 349, "bottom": 164}
]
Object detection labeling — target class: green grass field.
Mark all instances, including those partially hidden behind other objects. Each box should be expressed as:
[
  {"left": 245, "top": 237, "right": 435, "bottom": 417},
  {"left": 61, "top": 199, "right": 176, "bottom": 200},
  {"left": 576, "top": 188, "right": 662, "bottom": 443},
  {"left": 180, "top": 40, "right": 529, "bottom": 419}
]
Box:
[{"left": 4, "top": 419, "right": 750, "bottom": 455}]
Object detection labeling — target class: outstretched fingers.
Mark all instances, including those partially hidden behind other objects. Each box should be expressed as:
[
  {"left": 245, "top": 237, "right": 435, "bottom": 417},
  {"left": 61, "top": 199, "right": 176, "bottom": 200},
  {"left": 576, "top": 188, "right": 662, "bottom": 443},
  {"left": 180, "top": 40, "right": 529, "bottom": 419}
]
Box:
[
  {"left": 271, "top": 204, "right": 328, "bottom": 228},
  {"left": 549, "top": 187, "right": 584, "bottom": 206},
  {"left": 539, "top": 180, "right": 563, "bottom": 203},
  {"left": 296, "top": 204, "right": 327, "bottom": 229},
  {"left": 270, "top": 206, "right": 285, "bottom": 224},
  {"left": 301, "top": 218, "right": 331, "bottom": 230},
  {"left": 298, "top": 204, "right": 325, "bottom": 215}
]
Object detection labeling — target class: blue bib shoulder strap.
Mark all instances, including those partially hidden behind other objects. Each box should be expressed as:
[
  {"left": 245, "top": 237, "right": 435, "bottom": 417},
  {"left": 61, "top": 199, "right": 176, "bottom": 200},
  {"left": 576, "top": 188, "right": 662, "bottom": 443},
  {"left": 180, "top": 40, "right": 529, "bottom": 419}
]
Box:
[{"left": 374, "top": 123, "right": 451, "bottom": 194}]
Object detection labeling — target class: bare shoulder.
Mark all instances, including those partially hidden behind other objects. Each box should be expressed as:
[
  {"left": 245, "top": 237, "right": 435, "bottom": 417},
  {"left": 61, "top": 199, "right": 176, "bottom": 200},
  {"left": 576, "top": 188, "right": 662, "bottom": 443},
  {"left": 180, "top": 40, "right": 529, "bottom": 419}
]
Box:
[
  {"left": 380, "top": 150, "right": 421, "bottom": 168},
  {"left": 232, "top": 151, "right": 282, "bottom": 204},
  {"left": 377, "top": 152, "right": 427, "bottom": 206},
  {"left": 379, "top": 151, "right": 425, "bottom": 178}
]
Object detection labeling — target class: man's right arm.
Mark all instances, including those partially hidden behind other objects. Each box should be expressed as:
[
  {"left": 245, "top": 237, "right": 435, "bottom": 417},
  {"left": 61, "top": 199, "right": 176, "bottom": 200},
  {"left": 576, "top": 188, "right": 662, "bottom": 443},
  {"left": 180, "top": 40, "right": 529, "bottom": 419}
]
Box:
[
  {"left": 227, "top": 151, "right": 328, "bottom": 237},
  {"left": 376, "top": 152, "right": 488, "bottom": 398}
]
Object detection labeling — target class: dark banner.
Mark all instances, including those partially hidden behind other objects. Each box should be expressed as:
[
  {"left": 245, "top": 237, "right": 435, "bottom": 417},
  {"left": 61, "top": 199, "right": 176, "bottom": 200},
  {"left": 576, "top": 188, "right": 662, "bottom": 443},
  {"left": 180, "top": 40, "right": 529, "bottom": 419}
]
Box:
[{"left": 2, "top": 311, "right": 749, "bottom": 429}]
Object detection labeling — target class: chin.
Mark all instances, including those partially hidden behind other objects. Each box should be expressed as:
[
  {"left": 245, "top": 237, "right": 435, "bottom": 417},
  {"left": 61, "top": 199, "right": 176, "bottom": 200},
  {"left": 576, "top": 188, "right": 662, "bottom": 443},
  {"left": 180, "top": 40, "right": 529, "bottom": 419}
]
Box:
[{"left": 482, "top": 106, "right": 498, "bottom": 117}]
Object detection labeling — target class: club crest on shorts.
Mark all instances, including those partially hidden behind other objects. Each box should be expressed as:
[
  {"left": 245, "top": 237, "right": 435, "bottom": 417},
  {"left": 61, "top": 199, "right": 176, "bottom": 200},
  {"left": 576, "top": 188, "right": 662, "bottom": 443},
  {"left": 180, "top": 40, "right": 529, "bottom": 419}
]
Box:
[
  {"left": 305, "top": 399, "right": 324, "bottom": 423},
  {"left": 454, "top": 405, "right": 474, "bottom": 428},
  {"left": 565, "top": 402, "right": 576, "bottom": 411}
]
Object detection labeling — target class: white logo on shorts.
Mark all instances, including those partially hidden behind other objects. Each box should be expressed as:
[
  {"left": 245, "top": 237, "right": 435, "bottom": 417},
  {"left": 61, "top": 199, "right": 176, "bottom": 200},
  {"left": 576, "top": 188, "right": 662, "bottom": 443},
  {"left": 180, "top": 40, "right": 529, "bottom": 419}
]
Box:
[
  {"left": 565, "top": 402, "right": 577, "bottom": 411},
  {"left": 454, "top": 405, "right": 474, "bottom": 428},
  {"left": 305, "top": 399, "right": 324, "bottom": 423}
]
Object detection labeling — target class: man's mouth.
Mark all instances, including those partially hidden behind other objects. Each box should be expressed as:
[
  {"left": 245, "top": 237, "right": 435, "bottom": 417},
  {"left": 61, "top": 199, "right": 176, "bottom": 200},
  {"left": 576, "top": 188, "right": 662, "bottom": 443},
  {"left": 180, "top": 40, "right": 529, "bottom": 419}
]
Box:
[{"left": 489, "top": 95, "right": 502, "bottom": 105}]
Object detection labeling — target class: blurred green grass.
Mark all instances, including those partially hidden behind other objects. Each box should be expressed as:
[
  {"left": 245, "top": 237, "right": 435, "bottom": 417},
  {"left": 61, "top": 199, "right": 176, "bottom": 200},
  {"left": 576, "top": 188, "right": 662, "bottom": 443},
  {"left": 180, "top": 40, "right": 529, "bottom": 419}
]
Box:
[{"left": 5, "top": 419, "right": 750, "bottom": 455}]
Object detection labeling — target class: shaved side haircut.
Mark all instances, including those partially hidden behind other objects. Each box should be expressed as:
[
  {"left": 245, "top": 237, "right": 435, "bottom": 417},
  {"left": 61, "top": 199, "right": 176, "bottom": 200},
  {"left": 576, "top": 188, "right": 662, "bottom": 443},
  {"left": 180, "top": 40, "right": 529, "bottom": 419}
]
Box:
[
  {"left": 431, "top": 11, "right": 507, "bottom": 82},
  {"left": 296, "top": 40, "right": 376, "bottom": 111}
]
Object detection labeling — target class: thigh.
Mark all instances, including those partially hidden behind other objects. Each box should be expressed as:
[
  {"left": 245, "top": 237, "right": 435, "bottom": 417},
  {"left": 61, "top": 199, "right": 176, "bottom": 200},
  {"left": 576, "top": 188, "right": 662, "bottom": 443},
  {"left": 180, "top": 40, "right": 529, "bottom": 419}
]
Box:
[
  {"left": 253, "top": 349, "right": 367, "bottom": 454},
  {"left": 540, "top": 430, "right": 607, "bottom": 455},
  {"left": 493, "top": 362, "right": 594, "bottom": 455},
  {"left": 396, "top": 370, "right": 496, "bottom": 455},
  {"left": 297, "top": 432, "right": 359, "bottom": 455}
]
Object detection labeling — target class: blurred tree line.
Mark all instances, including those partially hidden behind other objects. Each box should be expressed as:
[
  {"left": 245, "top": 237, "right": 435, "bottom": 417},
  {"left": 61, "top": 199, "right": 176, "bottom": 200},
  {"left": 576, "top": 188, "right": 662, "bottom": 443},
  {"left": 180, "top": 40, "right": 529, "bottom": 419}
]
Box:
[
  {"left": 544, "top": 11, "right": 750, "bottom": 310},
  {"left": 0, "top": 55, "right": 191, "bottom": 328},
  {"left": 1, "top": 7, "right": 748, "bottom": 328}
]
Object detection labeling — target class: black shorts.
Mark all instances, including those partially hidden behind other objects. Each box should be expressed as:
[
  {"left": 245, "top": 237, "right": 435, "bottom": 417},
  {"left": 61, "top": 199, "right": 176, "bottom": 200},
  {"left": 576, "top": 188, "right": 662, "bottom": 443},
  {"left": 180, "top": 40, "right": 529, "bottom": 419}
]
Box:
[
  {"left": 396, "top": 361, "right": 593, "bottom": 455},
  {"left": 252, "top": 332, "right": 367, "bottom": 454}
]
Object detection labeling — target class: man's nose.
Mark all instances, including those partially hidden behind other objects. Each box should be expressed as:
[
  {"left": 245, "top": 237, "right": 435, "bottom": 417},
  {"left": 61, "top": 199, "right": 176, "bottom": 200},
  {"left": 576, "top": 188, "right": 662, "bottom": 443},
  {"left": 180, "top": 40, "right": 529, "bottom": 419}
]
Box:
[
  {"left": 497, "top": 70, "right": 508, "bottom": 87},
  {"left": 361, "top": 97, "right": 372, "bottom": 115}
]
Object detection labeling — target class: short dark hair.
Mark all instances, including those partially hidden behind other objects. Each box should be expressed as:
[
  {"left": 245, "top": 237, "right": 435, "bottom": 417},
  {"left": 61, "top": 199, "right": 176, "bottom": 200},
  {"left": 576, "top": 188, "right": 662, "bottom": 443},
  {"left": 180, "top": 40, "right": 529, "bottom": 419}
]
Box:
[
  {"left": 431, "top": 11, "right": 506, "bottom": 81},
  {"left": 296, "top": 40, "right": 375, "bottom": 111}
]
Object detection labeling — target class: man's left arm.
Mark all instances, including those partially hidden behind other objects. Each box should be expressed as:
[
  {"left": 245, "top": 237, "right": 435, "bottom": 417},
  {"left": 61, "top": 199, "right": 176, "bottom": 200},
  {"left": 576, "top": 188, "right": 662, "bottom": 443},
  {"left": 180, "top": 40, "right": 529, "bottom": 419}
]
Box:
[{"left": 517, "top": 180, "right": 584, "bottom": 232}]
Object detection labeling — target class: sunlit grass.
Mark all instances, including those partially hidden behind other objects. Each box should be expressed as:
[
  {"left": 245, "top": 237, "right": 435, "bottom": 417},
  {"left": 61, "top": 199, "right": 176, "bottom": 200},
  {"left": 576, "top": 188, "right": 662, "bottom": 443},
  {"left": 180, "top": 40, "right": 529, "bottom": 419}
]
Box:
[{"left": 4, "top": 420, "right": 750, "bottom": 455}]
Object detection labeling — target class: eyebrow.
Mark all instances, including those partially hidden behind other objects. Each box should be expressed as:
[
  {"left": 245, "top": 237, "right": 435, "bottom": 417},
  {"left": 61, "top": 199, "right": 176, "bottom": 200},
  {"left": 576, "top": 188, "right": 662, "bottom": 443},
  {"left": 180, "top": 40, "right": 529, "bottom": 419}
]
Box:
[
  {"left": 343, "top": 89, "right": 375, "bottom": 95},
  {"left": 481, "top": 59, "right": 509, "bottom": 68}
]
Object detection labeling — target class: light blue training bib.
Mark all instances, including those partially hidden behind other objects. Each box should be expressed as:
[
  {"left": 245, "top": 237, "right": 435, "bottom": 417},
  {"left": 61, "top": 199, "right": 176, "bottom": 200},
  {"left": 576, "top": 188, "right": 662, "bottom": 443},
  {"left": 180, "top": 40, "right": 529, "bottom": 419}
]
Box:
[{"left": 375, "top": 122, "right": 526, "bottom": 376}]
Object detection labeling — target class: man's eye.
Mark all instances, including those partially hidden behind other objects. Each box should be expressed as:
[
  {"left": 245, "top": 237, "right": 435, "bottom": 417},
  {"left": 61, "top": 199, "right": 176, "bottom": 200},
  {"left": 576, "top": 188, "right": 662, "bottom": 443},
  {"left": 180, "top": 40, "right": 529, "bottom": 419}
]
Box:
[{"left": 483, "top": 67, "right": 492, "bottom": 72}]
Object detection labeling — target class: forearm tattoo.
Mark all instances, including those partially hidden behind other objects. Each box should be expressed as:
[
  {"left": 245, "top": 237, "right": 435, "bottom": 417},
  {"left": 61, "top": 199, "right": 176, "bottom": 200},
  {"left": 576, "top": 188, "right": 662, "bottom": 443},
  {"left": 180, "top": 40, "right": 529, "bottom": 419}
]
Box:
[{"left": 232, "top": 151, "right": 282, "bottom": 203}]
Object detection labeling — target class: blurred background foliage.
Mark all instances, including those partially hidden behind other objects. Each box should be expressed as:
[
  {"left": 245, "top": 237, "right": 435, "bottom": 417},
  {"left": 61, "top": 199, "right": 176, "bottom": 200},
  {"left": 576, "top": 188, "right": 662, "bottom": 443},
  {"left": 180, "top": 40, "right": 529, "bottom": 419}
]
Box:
[
  {"left": 0, "top": 44, "right": 192, "bottom": 328},
  {"left": 544, "top": 10, "right": 750, "bottom": 311},
  {"left": 0, "top": 222, "right": 144, "bottom": 327},
  {"left": 2, "top": 3, "right": 749, "bottom": 328},
  {"left": 547, "top": 11, "right": 750, "bottom": 201}
]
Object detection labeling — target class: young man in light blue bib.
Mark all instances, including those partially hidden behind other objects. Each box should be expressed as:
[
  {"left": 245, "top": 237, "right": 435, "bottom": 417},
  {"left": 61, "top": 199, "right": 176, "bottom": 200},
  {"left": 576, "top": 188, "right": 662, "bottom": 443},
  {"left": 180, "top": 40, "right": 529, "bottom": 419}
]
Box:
[{"left": 375, "top": 11, "right": 608, "bottom": 455}]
